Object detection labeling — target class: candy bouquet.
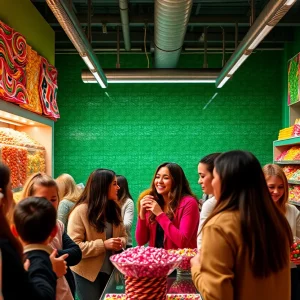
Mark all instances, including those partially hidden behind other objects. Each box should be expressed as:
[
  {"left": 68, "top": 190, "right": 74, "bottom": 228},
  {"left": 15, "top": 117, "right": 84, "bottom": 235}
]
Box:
[{"left": 110, "top": 246, "right": 182, "bottom": 300}]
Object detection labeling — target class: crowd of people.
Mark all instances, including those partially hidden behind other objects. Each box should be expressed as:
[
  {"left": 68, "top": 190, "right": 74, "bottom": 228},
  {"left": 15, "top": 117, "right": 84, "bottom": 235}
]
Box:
[{"left": 0, "top": 150, "right": 300, "bottom": 300}]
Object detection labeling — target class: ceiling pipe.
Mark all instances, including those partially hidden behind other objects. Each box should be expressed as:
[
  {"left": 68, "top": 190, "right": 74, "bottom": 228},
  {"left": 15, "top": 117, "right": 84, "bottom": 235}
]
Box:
[
  {"left": 81, "top": 69, "right": 221, "bottom": 83},
  {"left": 216, "top": 0, "right": 297, "bottom": 88},
  {"left": 119, "top": 0, "right": 131, "bottom": 51},
  {"left": 46, "top": 0, "right": 107, "bottom": 88},
  {"left": 154, "top": 0, "right": 193, "bottom": 68}
]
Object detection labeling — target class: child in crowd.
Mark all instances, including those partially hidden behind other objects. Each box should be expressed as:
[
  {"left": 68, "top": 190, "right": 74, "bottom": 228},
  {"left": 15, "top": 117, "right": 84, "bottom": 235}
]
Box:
[
  {"left": 0, "top": 164, "right": 56, "bottom": 300},
  {"left": 68, "top": 169, "right": 127, "bottom": 300},
  {"left": 263, "top": 164, "right": 300, "bottom": 300},
  {"left": 12, "top": 197, "right": 60, "bottom": 300},
  {"left": 22, "top": 173, "right": 82, "bottom": 300},
  {"left": 56, "top": 174, "right": 82, "bottom": 229},
  {"left": 197, "top": 153, "right": 221, "bottom": 249},
  {"left": 117, "top": 175, "right": 134, "bottom": 248},
  {"left": 136, "top": 162, "right": 199, "bottom": 249}
]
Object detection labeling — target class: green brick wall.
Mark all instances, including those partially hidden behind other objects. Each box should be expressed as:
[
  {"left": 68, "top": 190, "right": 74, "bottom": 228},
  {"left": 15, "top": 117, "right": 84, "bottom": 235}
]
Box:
[{"left": 54, "top": 51, "right": 283, "bottom": 243}]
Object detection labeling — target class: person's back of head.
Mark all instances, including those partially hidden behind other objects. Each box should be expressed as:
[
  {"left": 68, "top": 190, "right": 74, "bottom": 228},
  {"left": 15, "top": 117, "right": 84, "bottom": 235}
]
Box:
[
  {"left": 206, "top": 150, "right": 292, "bottom": 278},
  {"left": 116, "top": 175, "right": 133, "bottom": 206},
  {"left": 56, "top": 173, "right": 81, "bottom": 203},
  {"left": 13, "top": 197, "right": 57, "bottom": 244}
]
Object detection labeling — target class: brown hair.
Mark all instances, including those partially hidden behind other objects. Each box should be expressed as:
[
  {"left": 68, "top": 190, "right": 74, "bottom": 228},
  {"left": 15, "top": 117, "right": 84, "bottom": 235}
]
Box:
[
  {"left": 56, "top": 173, "right": 81, "bottom": 203},
  {"left": 148, "top": 162, "right": 197, "bottom": 223},
  {"left": 117, "top": 175, "right": 133, "bottom": 207},
  {"left": 21, "top": 172, "right": 59, "bottom": 200},
  {"left": 73, "top": 169, "right": 122, "bottom": 232},
  {"left": 262, "top": 164, "right": 288, "bottom": 214},
  {"left": 203, "top": 151, "right": 292, "bottom": 278},
  {"left": 0, "top": 163, "right": 23, "bottom": 258}
]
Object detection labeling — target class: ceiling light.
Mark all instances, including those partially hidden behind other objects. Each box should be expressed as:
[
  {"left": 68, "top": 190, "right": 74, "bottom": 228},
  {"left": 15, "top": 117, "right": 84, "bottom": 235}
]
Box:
[
  {"left": 91, "top": 71, "right": 107, "bottom": 88},
  {"left": 46, "top": 0, "right": 107, "bottom": 88},
  {"left": 217, "top": 76, "right": 230, "bottom": 89},
  {"left": 216, "top": 0, "right": 296, "bottom": 89},
  {"left": 228, "top": 54, "right": 249, "bottom": 76},
  {"left": 248, "top": 25, "right": 273, "bottom": 50},
  {"left": 107, "top": 79, "right": 216, "bottom": 83},
  {"left": 0, "top": 117, "right": 22, "bottom": 126},
  {"left": 81, "top": 55, "right": 95, "bottom": 70}
]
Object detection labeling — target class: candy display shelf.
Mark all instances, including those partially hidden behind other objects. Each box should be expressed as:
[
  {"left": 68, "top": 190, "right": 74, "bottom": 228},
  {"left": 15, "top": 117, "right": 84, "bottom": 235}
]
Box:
[
  {"left": 289, "top": 200, "right": 300, "bottom": 207},
  {"left": 288, "top": 180, "right": 300, "bottom": 185},
  {"left": 275, "top": 161, "right": 300, "bottom": 164}
]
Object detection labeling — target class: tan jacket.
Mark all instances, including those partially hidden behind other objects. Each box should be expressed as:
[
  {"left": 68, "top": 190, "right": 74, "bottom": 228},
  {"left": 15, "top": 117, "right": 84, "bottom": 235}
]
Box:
[
  {"left": 192, "top": 210, "right": 290, "bottom": 300},
  {"left": 68, "top": 203, "right": 127, "bottom": 282}
]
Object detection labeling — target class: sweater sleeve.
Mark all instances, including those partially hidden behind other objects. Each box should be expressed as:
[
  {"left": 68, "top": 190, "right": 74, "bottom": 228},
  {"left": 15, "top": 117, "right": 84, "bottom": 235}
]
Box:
[
  {"left": 295, "top": 208, "right": 300, "bottom": 239},
  {"left": 197, "top": 198, "right": 217, "bottom": 249},
  {"left": 191, "top": 224, "right": 234, "bottom": 300},
  {"left": 57, "top": 231, "right": 82, "bottom": 266},
  {"left": 135, "top": 217, "right": 150, "bottom": 246},
  {"left": 27, "top": 254, "right": 57, "bottom": 300},
  {"left": 57, "top": 200, "right": 71, "bottom": 229},
  {"left": 68, "top": 207, "right": 105, "bottom": 258},
  {"left": 123, "top": 199, "right": 134, "bottom": 232},
  {"left": 156, "top": 197, "right": 199, "bottom": 248}
]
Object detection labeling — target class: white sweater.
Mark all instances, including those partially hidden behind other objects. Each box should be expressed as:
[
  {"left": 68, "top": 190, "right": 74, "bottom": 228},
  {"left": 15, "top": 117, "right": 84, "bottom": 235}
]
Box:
[
  {"left": 285, "top": 203, "right": 300, "bottom": 238},
  {"left": 121, "top": 198, "right": 134, "bottom": 246},
  {"left": 197, "top": 197, "right": 217, "bottom": 249}
]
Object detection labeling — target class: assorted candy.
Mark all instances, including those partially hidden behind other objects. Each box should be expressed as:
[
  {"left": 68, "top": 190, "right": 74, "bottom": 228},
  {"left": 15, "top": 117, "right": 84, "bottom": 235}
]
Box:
[
  {"left": 169, "top": 279, "right": 197, "bottom": 294},
  {"left": 291, "top": 238, "right": 300, "bottom": 264},
  {"left": 289, "top": 186, "right": 300, "bottom": 203},
  {"left": 110, "top": 246, "right": 182, "bottom": 278},
  {"left": 168, "top": 248, "right": 197, "bottom": 272}
]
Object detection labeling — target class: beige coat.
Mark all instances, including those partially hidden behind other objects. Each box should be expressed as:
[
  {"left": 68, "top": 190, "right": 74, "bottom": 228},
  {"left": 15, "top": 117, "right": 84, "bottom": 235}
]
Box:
[
  {"left": 192, "top": 210, "right": 290, "bottom": 300},
  {"left": 68, "top": 203, "right": 127, "bottom": 282}
]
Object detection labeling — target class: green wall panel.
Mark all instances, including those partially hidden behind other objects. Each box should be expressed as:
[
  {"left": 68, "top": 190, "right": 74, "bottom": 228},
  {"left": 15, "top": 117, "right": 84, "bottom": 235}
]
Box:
[
  {"left": 0, "top": 0, "right": 55, "bottom": 65},
  {"left": 54, "top": 51, "right": 283, "bottom": 244}
]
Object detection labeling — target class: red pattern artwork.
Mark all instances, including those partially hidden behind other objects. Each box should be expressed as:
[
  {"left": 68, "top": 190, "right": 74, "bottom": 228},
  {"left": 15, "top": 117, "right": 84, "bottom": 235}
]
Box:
[
  {"left": 0, "top": 20, "right": 28, "bottom": 104},
  {"left": 39, "top": 57, "right": 60, "bottom": 119}
]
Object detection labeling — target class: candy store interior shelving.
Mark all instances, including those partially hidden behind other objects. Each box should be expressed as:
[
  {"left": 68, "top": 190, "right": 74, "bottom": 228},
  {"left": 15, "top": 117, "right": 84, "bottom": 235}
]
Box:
[{"left": 0, "top": 101, "right": 54, "bottom": 191}]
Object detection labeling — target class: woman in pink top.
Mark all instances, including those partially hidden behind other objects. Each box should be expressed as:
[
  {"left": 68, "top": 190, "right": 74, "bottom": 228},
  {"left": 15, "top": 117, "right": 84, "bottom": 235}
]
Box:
[{"left": 136, "top": 162, "right": 199, "bottom": 250}]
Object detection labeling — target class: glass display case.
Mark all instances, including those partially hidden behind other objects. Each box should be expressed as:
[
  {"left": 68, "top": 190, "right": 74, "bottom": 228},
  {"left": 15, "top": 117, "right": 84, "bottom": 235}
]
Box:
[{"left": 100, "top": 269, "right": 202, "bottom": 300}]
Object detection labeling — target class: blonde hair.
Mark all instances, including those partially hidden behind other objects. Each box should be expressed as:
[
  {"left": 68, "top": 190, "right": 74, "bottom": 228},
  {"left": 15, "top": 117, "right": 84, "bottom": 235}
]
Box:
[
  {"left": 22, "top": 172, "right": 59, "bottom": 200},
  {"left": 262, "top": 164, "right": 289, "bottom": 213},
  {"left": 55, "top": 173, "right": 81, "bottom": 203}
]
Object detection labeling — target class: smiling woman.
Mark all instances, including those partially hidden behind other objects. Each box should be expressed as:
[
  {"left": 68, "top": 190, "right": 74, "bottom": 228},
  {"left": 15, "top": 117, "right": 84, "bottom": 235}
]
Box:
[{"left": 135, "top": 162, "right": 199, "bottom": 250}]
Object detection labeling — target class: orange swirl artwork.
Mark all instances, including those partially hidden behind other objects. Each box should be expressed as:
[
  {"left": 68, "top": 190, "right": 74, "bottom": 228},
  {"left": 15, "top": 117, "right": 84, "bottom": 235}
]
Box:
[
  {"left": 0, "top": 20, "right": 28, "bottom": 104},
  {"left": 21, "top": 45, "right": 42, "bottom": 114},
  {"left": 39, "top": 57, "right": 60, "bottom": 119}
]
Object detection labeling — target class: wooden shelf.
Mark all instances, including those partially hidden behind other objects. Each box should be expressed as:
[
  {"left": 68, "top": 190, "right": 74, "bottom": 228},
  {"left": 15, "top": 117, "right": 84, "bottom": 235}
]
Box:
[
  {"left": 288, "top": 180, "right": 300, "bottom": 185},
  {"left": 274, "top": 137, "right": 300, "bottom": 147},
  {"left": 274, "top": 161, "right": 300, "bottom": 164}
]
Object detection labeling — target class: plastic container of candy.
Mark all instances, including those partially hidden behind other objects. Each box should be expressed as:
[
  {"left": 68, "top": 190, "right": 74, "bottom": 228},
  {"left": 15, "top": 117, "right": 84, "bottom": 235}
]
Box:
[
  {"left": 168, "top": 248, "right": 198, "bottom": 273},
  {"left": 291, "top": 237, "right": 300, "bottom": 265}
]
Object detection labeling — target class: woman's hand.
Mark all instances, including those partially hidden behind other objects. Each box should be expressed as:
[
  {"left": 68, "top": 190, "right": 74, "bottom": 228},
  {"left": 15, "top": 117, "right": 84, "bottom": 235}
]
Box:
[
  {"left": 142, "top": 197, "right": 163, "bottom": 216},
  {"left": 139, "top": 195, "right": 156, "bottom": 219},
  {"left": 50, "top": 249, "right": 68, "bottom": 278},
  {"left": 190, "top": 251, "right": 202, "bottom": 269},
  {"left": 104, "top": 238, "right": 123, "bottom": 251}
]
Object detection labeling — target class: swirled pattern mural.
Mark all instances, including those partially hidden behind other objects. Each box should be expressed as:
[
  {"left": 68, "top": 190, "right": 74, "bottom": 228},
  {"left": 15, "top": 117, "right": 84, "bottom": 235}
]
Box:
[{"left": 0, "top": 20, "right": 28, "bottom": 104}]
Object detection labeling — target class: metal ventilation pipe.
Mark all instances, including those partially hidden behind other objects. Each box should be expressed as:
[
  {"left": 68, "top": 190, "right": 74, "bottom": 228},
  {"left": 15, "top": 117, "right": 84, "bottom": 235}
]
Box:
[
  {"left": 119, "top": 0, "right": 131, "bottom": 51},
  {"left": 154, "top": 0, "right": 193, "bottom": 68}
]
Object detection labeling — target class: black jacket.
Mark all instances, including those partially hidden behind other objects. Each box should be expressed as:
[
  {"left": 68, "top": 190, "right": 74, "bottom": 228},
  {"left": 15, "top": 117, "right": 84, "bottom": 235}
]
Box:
[{"left": 0, "top": 239, "right": 56, "bottom": 300}]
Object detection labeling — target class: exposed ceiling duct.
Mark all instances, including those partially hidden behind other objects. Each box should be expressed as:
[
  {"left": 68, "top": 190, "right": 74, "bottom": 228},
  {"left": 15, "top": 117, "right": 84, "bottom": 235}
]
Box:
[
  {"left": 154, "top": 0, "right": 193, "bottom": 68},
  {"left": 81, "top": 69, "right": 221, "bottom": 83},
  {"left": 46, "top": 0, "right": 108, "bottom": 88},
  {"left": 216, "top": 0, "right": 297, "bottom": 88},
  {"left": 119, "top": 0, "right": 131, "bottom": 51}
]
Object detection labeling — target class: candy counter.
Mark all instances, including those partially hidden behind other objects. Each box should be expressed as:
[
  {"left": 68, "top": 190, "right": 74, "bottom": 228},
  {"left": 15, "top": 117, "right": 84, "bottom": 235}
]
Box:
[{"left": 100, "top": 269, "right": 201, "bottom": 300}]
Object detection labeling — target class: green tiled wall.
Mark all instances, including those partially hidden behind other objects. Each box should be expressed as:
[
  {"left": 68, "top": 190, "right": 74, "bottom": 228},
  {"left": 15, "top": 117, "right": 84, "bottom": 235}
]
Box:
[{"left": 54, "top": 51, "right": 283, "bottom": 243}]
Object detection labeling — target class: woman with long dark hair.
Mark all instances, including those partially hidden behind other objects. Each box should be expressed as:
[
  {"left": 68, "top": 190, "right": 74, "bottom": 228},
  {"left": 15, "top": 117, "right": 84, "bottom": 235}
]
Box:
[
  {"left": 0, "top": 163, "right": 56, "bottom": 300},
  {"left": 191, "top": 151, "right": 292, "bottom": 300},
  {"left": 117, "top": 175, "right": 134, "bottom": 248},
  {"left": 68, "top": 169, "right": 127, "bottom": 300},
  {"left": 136, "top": 162, "right": 199, "bottom": 249}
]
